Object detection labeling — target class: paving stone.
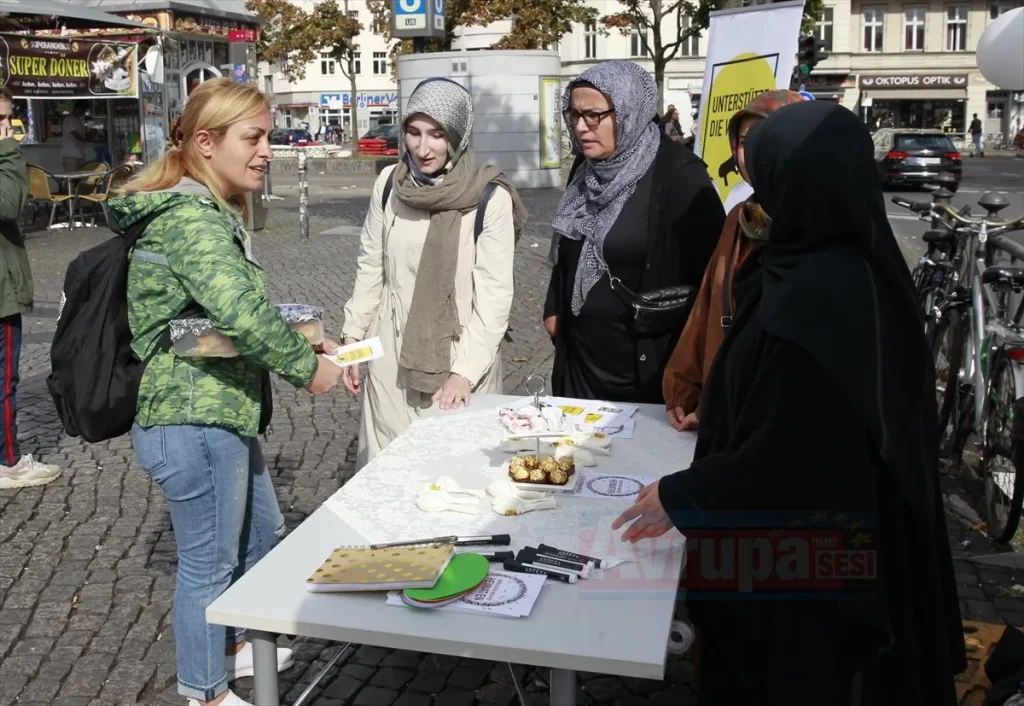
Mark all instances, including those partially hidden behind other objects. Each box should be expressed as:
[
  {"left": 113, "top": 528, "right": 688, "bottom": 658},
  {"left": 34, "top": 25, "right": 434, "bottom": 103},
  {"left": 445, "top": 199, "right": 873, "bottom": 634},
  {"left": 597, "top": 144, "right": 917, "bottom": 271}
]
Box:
[
  {"left": 621, "top": 677, "right": 663, "bottom": 697},
  {"left": 380, "top": 650, "right": 423, "bottom": 670},
  {"left": 392, "top": 693, "right": 434, "bottom": 706},
  {"left": 1000, "top": 610, "right": 1024, "bottom": 627},
  {"left": 353, "top": 645, "right": 390, "bottom": 667},
  {"left": 664, "top": 659, "right": 696, "bottom": 685},
  {"left": 614, "top": 696, "right": 658, "bottom": 706},
  {"left": 446, "top": 666, "right": 487, "bottom": 691},
  {"left": 433, "top": 688, "right": 476, "bottom": 706},
  {"left": 314, "top": 699, "right": 346, "bottom": 706},
  {"left": 324, "top": 675, "right": 364, "bottom": 701},
  {"left": 371, "top": 667, "right": 414, "bottom": 690},
  {"left": 353, "top": 686, "right": 400, "bottom": 706},
  {"left": 583, "top": 677, "right": 629, "bottom": 703},
  {"left": 408, "top": 670, "right": 449, "bottom": 695},
  {"left": 342, "top": 662, "right": 378, "bottom": 682},
  {"left": 966, "top": 599, "right": 1000, "bottom": 619},
  {"left": 421, "top": 654, "right": 460, "bottom": 673},
  {"left": 477, "top": 682, "right": 519, "bottom": 706}
]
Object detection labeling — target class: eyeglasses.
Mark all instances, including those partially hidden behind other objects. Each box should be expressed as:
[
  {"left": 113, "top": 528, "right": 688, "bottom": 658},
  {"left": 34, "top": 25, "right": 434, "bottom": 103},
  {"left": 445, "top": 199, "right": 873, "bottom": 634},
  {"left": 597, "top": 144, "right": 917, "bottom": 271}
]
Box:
[{"left": 567, "top": 108, "right": 615, "bottom": 129}]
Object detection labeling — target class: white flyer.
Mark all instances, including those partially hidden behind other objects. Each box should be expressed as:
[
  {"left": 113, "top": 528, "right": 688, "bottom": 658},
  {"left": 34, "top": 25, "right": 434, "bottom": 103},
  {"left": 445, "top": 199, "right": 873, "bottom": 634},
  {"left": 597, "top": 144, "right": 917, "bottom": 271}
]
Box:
[
  {"left": 556, "top": 401, "right": 638, "bottom": 432},
  {"left": 598, "top": 419, "right": 634, "bottom": 439},
  {"left": 385, "top": 569, "right": 546, "bottom": 618},
  {"left": 569, "top": 471, "right": 656, "bottom": 500},
  {"left": 322, "top": 336, "right": 384, "bottom": 368}
]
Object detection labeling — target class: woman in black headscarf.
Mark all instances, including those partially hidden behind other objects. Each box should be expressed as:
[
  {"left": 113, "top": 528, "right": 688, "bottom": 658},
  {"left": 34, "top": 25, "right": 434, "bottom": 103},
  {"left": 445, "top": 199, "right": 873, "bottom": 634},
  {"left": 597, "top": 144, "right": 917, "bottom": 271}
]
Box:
[{"left": 612, "top": 101, "right": 965, "bottom": 703}]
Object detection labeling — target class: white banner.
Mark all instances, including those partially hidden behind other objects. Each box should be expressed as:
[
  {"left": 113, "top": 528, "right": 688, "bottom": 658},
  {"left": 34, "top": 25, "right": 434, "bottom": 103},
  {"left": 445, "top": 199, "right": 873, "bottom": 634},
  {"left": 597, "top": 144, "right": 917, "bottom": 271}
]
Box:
[{"left": 694, "top": 1, "right": 805, "bottom": 214}]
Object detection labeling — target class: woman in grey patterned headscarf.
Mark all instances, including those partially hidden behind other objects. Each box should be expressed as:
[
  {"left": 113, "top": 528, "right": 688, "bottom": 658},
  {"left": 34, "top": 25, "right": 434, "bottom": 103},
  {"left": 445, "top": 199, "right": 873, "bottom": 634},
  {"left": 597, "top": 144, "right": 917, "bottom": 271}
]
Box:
[
  {"left": 543, "top": 61, "right": 725, "bottom": 404},
  {"left": 341, "top": 77, "right": 529, "bottom": 467}
]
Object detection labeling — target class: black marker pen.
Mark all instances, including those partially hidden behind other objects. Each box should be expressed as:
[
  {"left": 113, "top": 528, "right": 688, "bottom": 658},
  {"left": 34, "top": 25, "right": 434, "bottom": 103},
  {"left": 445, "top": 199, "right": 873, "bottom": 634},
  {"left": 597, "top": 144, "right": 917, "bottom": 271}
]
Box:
[
  {"left": 503, "top": 560, "right": 577, "bottom": 584},
  {"left": 478, "top": 551, "right": 515, "bottom": 563},
  {"left": 537, "top": 543, "right": 601, "bottom": 569},
  {"left": 518, "top": 548, "right": 590, "bottom": 578}
]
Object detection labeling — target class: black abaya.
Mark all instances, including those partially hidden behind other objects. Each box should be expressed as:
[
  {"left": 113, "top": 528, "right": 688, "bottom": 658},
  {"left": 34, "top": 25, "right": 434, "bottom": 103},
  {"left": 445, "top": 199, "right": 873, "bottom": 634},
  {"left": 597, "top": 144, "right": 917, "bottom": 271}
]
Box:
[{"left": 655, "top": 101, "right": 965, "bottom": 703}]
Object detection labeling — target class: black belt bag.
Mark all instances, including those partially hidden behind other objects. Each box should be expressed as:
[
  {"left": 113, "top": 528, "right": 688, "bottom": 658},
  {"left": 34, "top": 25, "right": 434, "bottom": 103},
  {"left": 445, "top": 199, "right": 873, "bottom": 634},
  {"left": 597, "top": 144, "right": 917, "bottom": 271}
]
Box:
[{"left": 608, "top": 274, "right": 697, "bottom": 337}]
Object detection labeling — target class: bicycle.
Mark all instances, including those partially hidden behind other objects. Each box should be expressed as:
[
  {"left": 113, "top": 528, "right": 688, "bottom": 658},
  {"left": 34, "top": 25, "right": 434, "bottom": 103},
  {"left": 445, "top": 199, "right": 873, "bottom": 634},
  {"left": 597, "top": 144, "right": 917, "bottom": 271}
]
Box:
[{"left": 898, "top": 192, "right": 1024, "bottom": 543}]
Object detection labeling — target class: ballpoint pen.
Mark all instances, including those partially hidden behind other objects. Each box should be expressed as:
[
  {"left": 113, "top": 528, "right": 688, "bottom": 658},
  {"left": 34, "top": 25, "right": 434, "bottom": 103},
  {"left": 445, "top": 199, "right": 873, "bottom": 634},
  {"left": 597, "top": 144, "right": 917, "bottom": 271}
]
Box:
[{"left": 369, "top": 534, "right": 511, "bottom": 550}]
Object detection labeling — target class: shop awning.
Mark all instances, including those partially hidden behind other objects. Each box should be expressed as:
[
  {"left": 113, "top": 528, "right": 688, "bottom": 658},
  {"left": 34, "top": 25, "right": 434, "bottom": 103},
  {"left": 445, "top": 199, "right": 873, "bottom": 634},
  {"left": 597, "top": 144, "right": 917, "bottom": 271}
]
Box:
[
  {"left": 0, "top": 0, "right": 152, "bottom": 31},
  {"left": 865, "top": 88, "right": 967, "bottom": 100}
]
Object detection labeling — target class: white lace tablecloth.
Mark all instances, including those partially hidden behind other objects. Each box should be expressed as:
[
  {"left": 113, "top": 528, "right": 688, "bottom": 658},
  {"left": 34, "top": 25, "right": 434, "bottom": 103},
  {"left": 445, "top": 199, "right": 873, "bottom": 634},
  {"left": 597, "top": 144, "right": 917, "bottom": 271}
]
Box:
[{"left": 323, "top": 404, "right": 695, "bottom": 557}]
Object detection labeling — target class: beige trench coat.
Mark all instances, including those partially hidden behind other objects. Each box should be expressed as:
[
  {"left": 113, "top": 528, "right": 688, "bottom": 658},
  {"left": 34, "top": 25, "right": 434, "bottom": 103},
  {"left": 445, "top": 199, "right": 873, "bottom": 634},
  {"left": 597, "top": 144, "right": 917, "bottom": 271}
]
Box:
[{"left": 341, "top": 165, "right": 516, "bottom": 467}]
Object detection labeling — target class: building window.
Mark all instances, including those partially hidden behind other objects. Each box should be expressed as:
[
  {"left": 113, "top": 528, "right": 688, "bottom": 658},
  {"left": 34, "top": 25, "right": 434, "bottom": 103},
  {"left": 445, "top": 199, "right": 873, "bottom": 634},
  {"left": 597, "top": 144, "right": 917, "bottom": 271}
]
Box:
[
  {"left": 990, "top": 4, "right": 1012, "bottom": 18},
  {"left": 681, "top": 16, "right": 700, "bottom": 56},
  {"left": 353, "top": 53, "right": 361, "bottom": 75},
  {"left": 815, "top": 7, "right": 834, "bottom": 52},
  {"left": 629, "top": 26, "right": 649, "bottom": 57},
  {"left": 372, "top": 51, "right": 387, "bottom": 75},
  {"left": 583, "top": 21, "right": 597, "bottom": 59},
  {"left": 346, "top": 10, "right": 358, "bottom": 21},
  {"left": 863, "top": 8, "right": 884, "bottom": 52},
  {"left": 320, "top": 52, "right": 335, "bottom": 75},
  {"left": 904, "top": 8, "right": 926, "bottom": 50},
  {"left": 946, "top": 6, "right": 968, "bottom": 51}
]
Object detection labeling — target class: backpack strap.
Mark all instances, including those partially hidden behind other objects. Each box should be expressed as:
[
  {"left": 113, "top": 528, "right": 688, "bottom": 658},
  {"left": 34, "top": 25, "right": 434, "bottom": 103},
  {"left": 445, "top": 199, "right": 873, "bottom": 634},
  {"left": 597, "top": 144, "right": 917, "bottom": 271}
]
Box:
[
  {"left": 474, "top": 181, "right": 498, "bottom": 243},
  {"left": 381, "top": 170, "right": 395, "bottom": 213}
]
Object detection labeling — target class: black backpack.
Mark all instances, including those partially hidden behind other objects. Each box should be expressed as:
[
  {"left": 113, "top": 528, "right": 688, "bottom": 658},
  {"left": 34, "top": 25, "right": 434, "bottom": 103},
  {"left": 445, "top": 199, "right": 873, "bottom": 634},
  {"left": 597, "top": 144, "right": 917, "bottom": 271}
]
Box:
[
  {"left": 47, "top": 212, "right": 170, "bottom": 443},
  {"left": 381, "top": 172, "right": 513, "bottom": 342}
]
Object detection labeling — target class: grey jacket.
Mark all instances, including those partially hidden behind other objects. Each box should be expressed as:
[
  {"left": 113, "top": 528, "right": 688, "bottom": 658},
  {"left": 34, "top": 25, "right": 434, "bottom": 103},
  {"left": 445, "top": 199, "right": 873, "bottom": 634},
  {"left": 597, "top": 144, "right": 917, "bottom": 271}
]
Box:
[{"left": 0, "top": 137, "right": 33, "bottom": 319}]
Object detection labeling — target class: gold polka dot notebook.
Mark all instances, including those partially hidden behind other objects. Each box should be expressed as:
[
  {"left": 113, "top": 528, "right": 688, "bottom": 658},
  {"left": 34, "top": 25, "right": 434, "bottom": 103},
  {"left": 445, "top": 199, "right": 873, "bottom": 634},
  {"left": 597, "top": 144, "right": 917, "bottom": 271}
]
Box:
[{"left": 305, "top": 543, "right": 455, "bottom": 592}]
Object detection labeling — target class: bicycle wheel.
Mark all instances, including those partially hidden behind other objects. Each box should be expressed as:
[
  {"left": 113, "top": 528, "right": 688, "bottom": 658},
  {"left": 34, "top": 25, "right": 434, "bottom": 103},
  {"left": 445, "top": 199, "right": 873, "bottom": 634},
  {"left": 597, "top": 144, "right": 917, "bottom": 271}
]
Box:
[
  {"left": 982, "top": 351, "right": 1024, "bottom": 544},
  {"left": 934, "top": 307, "right": 965, "bottom": 454}
]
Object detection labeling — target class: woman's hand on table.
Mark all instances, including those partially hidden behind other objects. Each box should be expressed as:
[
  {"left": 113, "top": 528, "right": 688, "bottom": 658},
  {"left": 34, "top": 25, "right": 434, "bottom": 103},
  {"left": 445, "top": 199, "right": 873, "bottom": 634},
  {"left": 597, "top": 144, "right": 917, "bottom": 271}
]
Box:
[
  {"left": 433, "top": 373, "right": 471, "bottom": 410},
  {"left": 612, "top": 481, "right": 674, "bottom": 543},
  {"left": 667, "top": 407, "right": 699, "bottom": 431}
]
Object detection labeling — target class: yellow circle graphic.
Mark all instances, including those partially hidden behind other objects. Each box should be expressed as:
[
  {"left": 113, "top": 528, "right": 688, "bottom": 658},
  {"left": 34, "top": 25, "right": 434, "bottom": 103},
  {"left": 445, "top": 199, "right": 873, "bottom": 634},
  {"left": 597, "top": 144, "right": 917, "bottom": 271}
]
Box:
[{"left": 701, "top": 52, "right": 778, "bottom": 202}]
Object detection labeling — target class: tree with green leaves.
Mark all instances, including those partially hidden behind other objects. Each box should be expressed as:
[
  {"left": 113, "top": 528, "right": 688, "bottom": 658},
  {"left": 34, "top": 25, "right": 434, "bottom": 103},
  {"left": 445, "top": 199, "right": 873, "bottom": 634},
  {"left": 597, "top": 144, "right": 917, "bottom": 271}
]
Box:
[
  {"left": 603, "top": 0, "right": 826, "bottom": 115},
  {"left": 365, "top": 0, "right": 596, "bottom": 78},
  {"left": 246, "top": 0, "right": 363, "bottom": 153}
]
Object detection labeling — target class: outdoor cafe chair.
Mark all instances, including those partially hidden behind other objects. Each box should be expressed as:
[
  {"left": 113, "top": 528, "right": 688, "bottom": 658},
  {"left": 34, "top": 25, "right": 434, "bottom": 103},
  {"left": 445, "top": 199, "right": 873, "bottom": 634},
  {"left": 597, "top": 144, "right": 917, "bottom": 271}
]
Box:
[
  {"left": 26, "top": 165, "right": 74, "bottom": 230},
  {"left": 79, "top": 165, "right": 132, "bottom": 229}
]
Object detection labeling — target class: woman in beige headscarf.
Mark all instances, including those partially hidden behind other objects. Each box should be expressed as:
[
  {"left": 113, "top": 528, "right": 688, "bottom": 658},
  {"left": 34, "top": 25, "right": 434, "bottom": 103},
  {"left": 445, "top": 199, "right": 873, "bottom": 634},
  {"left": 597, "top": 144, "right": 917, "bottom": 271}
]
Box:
[{"left": 341, "top": 78, "right": 528, "bottom": 467}]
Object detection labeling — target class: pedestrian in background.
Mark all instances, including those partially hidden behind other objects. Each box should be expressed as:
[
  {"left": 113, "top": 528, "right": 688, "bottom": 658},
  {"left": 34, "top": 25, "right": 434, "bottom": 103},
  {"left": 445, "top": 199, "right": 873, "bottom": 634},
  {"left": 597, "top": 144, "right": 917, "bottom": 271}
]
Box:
[
  {"left": 61, "top": 102, "right": 88, "bottom": 173},
  {"left": 663, "top": 90, "right": 805, "bottom": 431},
  {"left": 661, "top": 105, "right": 684, "bottom": 142},
  {"left": 341, "top": 78, "right": 528, "bottom": 467},
  {"left": 612, "top": 100, "right": 965, "bottom": 704},
  {"left": 112, "top": 78, "right": 344, "bottom": 706},
  {"left": 0, "top": 87, "right": 62, "bottom": 489},
  {"left": 544, "top": 60, "right": 725, "bottom": 404},
  {"left": 969, "top": 112, "right": 984, "bottom": 157}
]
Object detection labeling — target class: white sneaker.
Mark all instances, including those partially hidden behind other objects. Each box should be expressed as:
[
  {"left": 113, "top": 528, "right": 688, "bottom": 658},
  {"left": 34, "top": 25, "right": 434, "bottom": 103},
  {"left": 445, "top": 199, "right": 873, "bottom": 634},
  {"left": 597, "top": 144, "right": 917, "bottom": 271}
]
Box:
[
  {"left": 187, "top": 688, "right": 252, "bottom": 706},
  {"left": 226, "top": 642, "right": 294, "bottom": 681},
  {"left": 0, "top": 455, "right": 61, "bottom": 489}
]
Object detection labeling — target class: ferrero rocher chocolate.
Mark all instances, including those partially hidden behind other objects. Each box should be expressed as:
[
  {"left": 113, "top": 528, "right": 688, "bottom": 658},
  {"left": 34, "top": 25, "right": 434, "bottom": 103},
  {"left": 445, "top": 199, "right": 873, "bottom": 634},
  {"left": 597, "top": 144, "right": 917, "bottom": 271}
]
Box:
[
  {"left": 539, "top": 456, "right": 558, "bottom": 473},
  {"left": 509, "top": 456, "right": 527, "bottom": 472},
  {"left": 556, "top": 457, "right": 575, "bottom": 475},
  {"left": 522, "top": 455, "right": 540, "bottom": 470},
  {"left": 510, "top": 466, "right": 530, "bottom": 482},
  {"left": 528, "top": 468, "right": 547, "bottom": 483},
  {"left": 548, "top": 469, "right": 568, "bottom": 485}
]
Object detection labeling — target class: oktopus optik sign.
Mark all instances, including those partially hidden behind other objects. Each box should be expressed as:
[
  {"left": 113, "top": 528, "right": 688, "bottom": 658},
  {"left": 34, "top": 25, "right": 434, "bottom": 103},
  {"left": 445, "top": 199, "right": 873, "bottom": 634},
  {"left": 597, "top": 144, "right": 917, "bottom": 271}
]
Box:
[{"left": 391, "top": 0, "right": 446, "bottom": 40}]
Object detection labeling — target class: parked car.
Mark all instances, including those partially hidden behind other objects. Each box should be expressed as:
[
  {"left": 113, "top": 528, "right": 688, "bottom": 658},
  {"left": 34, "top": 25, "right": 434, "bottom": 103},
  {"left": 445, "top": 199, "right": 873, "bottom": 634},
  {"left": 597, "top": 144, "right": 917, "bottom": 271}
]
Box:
[
  {"left": 872, "top": 128, "right": 962, "bottom": 191},
  {"left": 358, "top": 124, "right": 399, "bottom": 155},
  {"left": 271, "top": 128, "right": 314, "bottom": 146}
]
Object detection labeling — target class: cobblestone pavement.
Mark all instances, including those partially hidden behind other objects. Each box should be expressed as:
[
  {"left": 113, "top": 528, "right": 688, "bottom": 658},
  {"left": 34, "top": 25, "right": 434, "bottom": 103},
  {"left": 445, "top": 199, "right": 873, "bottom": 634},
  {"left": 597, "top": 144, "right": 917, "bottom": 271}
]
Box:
[{"left": 0, "top": 176, "right": 1021, "bottom": 706}]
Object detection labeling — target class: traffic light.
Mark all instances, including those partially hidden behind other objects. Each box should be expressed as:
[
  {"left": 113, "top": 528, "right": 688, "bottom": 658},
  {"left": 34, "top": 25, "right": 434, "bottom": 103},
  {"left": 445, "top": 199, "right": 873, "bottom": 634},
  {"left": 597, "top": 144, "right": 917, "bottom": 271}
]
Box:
[{"left": 797, "top": 35, "right": 827, "bottom": 76}]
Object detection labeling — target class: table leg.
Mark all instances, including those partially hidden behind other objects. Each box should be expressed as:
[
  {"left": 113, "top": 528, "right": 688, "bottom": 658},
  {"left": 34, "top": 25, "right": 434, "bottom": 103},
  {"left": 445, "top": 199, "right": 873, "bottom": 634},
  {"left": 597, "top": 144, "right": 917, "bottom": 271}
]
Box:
[
  {"left": 250, "top": 631, "right": 280, "bottom": 706},
  {"left": 67, "top": 181, "right": 75, "bottom": 230},
  {"left": 549, "top": 669, "right": 577, "bottom": 706}
]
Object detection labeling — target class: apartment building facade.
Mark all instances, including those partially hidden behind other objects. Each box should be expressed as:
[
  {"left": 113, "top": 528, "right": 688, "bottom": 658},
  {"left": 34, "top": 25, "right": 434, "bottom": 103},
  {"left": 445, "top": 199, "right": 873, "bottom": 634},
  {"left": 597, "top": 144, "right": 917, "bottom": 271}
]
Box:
[
  {"left": 258, "top": 0, "right": 402, "bottom": 135},
  {"left": 553, "top": 0, "right": 1023, "bottom": 140}
]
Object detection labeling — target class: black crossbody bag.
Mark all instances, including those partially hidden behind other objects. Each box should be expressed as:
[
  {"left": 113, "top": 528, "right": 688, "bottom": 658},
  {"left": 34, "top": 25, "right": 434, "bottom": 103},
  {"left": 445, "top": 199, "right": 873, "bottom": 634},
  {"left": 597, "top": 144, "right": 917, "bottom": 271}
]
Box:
[{"left": 606, "top": 271, "right": 697, "bottom": 336}]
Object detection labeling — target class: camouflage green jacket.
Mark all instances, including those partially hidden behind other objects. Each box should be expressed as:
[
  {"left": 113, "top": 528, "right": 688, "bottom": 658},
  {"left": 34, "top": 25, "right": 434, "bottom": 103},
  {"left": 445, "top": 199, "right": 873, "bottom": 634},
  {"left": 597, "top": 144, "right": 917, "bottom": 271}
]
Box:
[{"left": 109, "top": 178, "right": 318, "bottom": 437}]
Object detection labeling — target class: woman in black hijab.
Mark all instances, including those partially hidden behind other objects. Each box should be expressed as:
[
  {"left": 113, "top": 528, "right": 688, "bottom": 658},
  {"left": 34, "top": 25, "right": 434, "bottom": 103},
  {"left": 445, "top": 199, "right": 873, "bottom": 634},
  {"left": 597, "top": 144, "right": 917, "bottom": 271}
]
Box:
[{"left": 612, "top": 101, "right": 965, "bottom": 703}]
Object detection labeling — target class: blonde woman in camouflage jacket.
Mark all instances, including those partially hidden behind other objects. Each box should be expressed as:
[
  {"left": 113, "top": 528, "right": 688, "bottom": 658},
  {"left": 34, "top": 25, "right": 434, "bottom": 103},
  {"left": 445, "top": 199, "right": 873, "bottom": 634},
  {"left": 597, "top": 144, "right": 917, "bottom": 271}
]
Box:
[{"left": 109, "top": 79, "right": 343, "bottom": 706}]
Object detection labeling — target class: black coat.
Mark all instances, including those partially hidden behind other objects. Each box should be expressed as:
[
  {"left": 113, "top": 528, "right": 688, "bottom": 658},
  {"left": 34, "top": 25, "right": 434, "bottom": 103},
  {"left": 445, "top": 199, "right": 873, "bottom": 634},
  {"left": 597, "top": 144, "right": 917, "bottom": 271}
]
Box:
[{"left": 544, "top": 135, "right": 725, "bottom": 401}]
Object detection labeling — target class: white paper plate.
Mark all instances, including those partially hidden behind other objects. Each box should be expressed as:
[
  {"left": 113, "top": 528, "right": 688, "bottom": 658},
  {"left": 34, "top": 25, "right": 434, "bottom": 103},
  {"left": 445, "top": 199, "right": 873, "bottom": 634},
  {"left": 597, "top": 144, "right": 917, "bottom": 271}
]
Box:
[{"left": 501, "top": 459, "right": 581, "bottom": 494}]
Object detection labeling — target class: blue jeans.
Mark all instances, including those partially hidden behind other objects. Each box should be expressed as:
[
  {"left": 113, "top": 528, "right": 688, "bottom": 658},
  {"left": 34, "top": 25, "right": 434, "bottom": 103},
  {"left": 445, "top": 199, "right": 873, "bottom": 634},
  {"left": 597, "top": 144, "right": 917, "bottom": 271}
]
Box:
[
  {"left": 0, "top": 314, "right": 21, "bottom": 467},
  {"left": 132, "top": 424, "right": 285, "bottom": 702},
  {"left": 973, "top": 133, "right": 983, "bottom": 152}
]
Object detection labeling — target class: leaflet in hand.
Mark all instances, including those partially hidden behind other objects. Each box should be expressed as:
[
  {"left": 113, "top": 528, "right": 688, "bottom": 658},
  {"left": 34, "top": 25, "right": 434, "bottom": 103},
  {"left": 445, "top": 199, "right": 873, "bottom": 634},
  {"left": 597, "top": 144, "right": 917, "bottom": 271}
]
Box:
[{"left": 322, "top": 337, "right": 384, "bottom": 368}]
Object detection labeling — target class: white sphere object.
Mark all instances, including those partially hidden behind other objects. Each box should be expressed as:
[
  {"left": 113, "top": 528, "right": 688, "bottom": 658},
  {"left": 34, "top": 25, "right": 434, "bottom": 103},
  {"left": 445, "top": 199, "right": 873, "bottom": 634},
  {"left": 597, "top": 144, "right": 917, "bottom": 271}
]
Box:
[{"left": 977, "top": 7, "right": 1024, "bottom": 90}]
